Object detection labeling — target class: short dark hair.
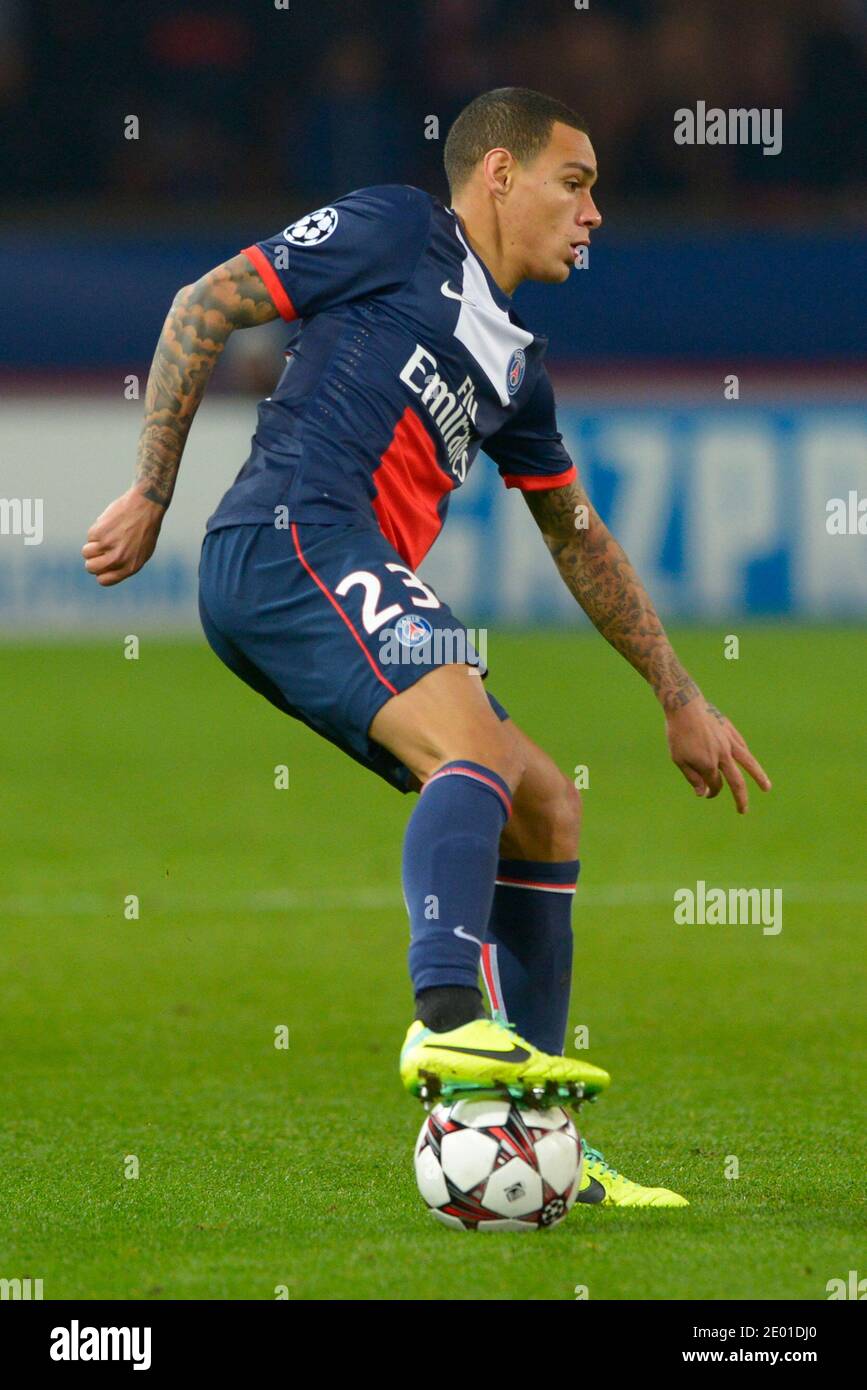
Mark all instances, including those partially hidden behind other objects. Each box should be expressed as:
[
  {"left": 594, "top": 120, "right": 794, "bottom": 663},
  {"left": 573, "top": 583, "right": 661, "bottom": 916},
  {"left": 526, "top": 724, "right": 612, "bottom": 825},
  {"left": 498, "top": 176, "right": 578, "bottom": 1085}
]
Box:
[{"left": 444, "top": 87, "right": 587, "bottom": 195}]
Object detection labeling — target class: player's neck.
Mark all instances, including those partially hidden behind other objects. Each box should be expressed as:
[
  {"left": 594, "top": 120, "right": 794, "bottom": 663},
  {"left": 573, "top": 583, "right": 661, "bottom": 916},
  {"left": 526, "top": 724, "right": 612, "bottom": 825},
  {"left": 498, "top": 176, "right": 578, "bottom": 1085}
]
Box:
[{"left": 450, "top": 202, "right": 524, "bottom": 297}]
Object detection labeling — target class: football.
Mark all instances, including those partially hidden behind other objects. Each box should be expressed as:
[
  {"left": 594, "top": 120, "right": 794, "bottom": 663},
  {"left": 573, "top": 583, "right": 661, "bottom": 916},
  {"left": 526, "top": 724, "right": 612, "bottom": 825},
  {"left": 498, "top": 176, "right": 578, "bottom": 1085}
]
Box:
[{"left": 414, "top": 1098, "right": 583, "bottom": 1231}]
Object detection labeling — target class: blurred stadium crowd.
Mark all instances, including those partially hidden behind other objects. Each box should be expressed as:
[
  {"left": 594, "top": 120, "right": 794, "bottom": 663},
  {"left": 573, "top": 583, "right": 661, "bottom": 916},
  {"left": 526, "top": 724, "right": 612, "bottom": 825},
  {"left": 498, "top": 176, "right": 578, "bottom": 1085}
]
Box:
[
  {"left": 1, "top": 0, "right": 865, "bottom": 222},
  {"left": 0, "top": 0, "right": 863, "bottom": 634}
]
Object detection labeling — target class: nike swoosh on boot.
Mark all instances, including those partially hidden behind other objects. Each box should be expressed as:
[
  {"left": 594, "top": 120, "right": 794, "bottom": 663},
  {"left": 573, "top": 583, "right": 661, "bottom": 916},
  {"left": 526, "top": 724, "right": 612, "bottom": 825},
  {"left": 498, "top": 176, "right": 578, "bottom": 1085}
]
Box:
[{"left": 424, "top": 1043, "right": 532, "bottom": 1063}]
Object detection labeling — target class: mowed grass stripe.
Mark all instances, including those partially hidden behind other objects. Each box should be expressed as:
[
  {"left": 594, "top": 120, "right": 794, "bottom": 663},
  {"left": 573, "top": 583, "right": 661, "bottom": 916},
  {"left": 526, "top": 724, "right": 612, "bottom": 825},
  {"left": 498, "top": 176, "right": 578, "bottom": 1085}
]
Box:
[{"left": 0, "top": 630, "right": 863, "bottom": 1298}]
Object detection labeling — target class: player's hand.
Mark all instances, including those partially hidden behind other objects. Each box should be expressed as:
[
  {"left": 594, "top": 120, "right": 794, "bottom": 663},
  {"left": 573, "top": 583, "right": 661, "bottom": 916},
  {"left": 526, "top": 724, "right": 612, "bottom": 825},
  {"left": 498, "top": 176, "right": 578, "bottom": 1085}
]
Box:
[
  {"left": 665, "top": 698, "right": 771, "bottom": 814},
  {"left": 82, "top": 487, "right": 165, "bottom": 586}
]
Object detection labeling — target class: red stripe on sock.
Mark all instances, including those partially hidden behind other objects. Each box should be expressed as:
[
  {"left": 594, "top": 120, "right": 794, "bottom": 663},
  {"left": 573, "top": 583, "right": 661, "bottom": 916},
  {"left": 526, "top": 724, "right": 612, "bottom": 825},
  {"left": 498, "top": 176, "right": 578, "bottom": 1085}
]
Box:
[
  {"left": 480, "top": 944, "right": 500, "bottom": 1011},
  {"left": 423, "top": 764, "right": 512, "bottom": 818},
  {"left": 495, "top": 876, "right": 577, "bottom": 892}
]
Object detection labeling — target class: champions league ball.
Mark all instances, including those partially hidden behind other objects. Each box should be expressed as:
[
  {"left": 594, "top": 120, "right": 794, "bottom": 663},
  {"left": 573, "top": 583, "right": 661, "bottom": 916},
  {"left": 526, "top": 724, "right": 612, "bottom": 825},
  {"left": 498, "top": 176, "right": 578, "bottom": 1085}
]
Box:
[
  {"left": 283, "top": 206, "right": 339, "bottom": 246},
  {"left": 414, "top": 1099, "right": 583, "bottom": 1232}
]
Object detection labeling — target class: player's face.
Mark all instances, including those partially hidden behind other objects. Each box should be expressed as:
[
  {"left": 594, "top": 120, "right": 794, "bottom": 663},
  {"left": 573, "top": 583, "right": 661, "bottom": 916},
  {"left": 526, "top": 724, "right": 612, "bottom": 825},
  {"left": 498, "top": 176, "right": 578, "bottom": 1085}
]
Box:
[{"left": 510, "top": 124, "right": 601, "bottom": 284}]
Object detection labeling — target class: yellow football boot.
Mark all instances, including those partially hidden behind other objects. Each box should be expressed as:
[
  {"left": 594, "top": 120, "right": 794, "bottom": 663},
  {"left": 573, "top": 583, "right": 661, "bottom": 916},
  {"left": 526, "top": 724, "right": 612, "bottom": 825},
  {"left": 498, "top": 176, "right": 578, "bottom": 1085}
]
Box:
[
  {"left": 575, "top": 1140, "right": 689, "bottom": 1207},
  {"left": 400, "top": 1017, "right": 610, "bottom": 1106}
]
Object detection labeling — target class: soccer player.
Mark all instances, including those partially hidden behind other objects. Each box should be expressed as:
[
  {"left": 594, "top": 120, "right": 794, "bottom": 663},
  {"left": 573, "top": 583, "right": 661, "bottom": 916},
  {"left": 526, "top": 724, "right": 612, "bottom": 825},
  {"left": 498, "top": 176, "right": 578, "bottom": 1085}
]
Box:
[{"left": 83, "top": 88, "right": 771, "bottom": 1207}]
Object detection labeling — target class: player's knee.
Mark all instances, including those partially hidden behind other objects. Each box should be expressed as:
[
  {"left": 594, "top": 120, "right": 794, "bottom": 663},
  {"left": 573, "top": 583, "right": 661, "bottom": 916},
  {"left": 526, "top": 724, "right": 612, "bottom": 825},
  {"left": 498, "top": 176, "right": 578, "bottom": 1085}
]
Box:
[
  {"left": 435, "top": 720, "right": 526, "bottom": 793},
  {"left": 491, "top": 723, "right": 527, "bottom": 792},
  {"left": 504, "top": 769, "right": 581, "bottom": 859},
  {"left": 554, "top": 776, "right": 582, "bottom": 854},
  {"left": 535, "top": 775, "right": 582, "bottom": 858}
]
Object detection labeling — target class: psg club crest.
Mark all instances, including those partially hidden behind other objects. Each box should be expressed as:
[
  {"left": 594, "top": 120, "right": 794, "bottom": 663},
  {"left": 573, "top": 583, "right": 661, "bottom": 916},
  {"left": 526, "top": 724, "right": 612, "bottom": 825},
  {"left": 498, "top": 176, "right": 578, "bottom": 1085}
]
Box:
[
  {"left": 395, "top": 614, "right": 433, "bottom": 648},
  {"left": 283, "top": 207, "right": 339, "bottom": 247},
  {"left": 506, "top": 348, "right": 526, "bottom": 396}
]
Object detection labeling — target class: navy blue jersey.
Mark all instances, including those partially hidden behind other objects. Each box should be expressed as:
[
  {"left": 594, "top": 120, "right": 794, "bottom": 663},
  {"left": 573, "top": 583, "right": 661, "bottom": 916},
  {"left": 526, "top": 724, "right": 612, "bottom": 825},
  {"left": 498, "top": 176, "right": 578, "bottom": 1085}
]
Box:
[{"left": 206, "top": 185, "right": 576, "bottom": 568}]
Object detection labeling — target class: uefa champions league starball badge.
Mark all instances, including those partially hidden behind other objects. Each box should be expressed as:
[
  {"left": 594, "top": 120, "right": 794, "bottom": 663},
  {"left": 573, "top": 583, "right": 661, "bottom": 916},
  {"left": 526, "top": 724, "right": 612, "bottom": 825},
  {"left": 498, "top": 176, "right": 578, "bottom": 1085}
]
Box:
[{"left": 282, "top": 207, "right": 339, "bottom": 247}]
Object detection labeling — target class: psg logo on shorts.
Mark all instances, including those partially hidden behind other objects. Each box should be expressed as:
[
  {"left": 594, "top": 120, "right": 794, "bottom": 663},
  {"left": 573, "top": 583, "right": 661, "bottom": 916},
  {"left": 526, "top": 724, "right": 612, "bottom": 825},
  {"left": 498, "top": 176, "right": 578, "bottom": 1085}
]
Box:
[
  {"left": 283, "top": 207, "right": 339, "bottom": 247},
  {"left": 507, "top": 348, "right": 526, "bottom": 396},
  {"left": 395, "top": 614, "right": 433, "bottom": 648}
]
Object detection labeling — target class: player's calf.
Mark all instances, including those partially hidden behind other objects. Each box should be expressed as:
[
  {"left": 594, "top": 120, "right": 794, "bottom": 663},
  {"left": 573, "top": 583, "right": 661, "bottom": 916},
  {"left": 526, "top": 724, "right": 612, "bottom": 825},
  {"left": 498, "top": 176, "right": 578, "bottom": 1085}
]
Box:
[
  {"left": 370, "top": 667, "right": 524, "bottom": 1035},
  {"left": 486, "top": 728, "right": 584, "bottom": 1055}
]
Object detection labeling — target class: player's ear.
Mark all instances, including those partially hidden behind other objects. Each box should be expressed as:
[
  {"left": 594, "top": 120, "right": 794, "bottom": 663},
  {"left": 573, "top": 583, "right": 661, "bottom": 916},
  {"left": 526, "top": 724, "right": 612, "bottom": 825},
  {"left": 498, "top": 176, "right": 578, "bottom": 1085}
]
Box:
[{"left": 482, "top": 148, "right": 514, "bottom": 199}]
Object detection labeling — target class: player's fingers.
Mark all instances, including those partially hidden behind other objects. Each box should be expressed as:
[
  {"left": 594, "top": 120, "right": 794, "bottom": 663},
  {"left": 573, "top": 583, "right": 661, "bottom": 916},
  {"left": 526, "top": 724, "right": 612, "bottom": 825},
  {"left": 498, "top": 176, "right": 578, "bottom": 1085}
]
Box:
[
  {"left": 84, "top": 549, "right": 125, "bottom": 576},
  {"left": 94, "top": 552, "right": 135, "bottom": 583},
  {"left": 728, "top": 722, "right": 766, "bottom": 778},
  {"left": 679, "top": 763, "right": 709, "bottom": 798},
  {"left": 81, "top": 540, "right": 107, "bottom": 558},
  {"left": 730, "top": 739, "right": 772, "bottom": 791},
  {"left": 96, "top": 568, "right": 129, "bottom": 587},
  {"left": 699, "top": 763, "right": 723, "bottom": 798},
  {"left": 721, "top": 755, "right": 749, "bottom": 814}
]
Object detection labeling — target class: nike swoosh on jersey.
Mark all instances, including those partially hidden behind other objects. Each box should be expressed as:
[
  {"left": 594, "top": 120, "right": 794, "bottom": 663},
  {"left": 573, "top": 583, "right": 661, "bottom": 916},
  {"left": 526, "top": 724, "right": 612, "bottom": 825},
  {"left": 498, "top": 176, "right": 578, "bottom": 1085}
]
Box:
[
  {"left": 424, "top": 1043, "right": 532, "bottom": 1063},
  {"left": 440, "top": 279, "right": 478, "bottom": 306},
  {"left": 574, "top": 1177, "right": 607, "bottom": 1204}
]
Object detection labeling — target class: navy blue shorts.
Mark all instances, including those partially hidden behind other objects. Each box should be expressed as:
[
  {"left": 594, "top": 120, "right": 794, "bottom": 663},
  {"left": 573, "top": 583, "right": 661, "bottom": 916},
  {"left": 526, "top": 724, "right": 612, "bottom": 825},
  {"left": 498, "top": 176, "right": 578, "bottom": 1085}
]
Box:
[{"left": 198, "top": 521, "right": 509, "bottom": 794}]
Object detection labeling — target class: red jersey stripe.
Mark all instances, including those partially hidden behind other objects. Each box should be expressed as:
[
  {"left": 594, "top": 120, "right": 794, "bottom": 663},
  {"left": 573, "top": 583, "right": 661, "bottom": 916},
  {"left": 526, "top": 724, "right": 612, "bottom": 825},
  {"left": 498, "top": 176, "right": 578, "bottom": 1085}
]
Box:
[
  {"left": 242, "top": 244, "right": 298, "bottom": 322},
  {"left": 371, "top": 406, "right": 453, "bottom": 569},
  {"left": 290, "top": 523, "right": 399, "bottom": 697},
  {"left": 500, "top": 464, "right": 577, "bottom": 491}
]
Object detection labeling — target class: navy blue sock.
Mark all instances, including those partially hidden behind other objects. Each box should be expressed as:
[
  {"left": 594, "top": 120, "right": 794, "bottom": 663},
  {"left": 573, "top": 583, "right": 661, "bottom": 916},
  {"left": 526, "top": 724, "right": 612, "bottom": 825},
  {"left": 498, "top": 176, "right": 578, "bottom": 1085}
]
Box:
[
  {"left": 481, "top": 858, "right": 579, "bottom": 1054},
  {"left": 405, "top": 761, "right": 512, "bottom": 999}
]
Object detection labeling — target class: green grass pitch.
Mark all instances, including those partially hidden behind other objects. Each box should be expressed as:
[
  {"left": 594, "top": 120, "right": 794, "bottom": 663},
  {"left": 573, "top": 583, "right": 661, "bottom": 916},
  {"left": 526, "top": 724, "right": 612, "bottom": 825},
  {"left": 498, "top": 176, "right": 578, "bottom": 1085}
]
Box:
[{"left": 0, "top": 627, "right": 863, "bottom": 1300}]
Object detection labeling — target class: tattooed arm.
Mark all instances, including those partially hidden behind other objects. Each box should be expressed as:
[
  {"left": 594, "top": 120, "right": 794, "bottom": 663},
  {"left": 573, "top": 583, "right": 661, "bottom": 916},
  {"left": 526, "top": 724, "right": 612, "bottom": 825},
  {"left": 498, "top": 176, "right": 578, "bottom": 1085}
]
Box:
[
  {"left": 82, "top": 254, "right": 278, "bottom": 585},
  {"left": 525, "top": 477, "right": 772, "bottom": 813}
]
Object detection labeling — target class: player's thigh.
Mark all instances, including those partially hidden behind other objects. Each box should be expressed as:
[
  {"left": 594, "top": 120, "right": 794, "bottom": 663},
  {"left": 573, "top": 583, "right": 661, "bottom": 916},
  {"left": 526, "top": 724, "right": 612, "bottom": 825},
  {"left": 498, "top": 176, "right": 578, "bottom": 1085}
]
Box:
[
  {"left": 200, "top": 520, "right": 520, "bottom": 790},
  {"left": 369, "top": 663, "right": 525, "bottom": 790},
  {"left": 497, "top": 720, "right": 582, "bottom": 860}
]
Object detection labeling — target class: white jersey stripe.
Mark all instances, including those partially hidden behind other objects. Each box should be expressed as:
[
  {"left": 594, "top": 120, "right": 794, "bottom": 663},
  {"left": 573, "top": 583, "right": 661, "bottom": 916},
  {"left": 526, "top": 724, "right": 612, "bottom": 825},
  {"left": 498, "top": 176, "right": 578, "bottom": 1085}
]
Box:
[{"left": 450, "top": 221, "right": 533, "bottom": 406}]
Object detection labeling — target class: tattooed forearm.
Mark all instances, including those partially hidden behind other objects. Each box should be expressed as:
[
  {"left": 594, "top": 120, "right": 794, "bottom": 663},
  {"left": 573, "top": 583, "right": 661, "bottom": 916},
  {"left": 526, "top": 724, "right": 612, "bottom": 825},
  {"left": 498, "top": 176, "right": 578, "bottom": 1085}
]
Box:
[
  {"left": 524, "top": 479, "right": 700, "bottom": 712},
  {"left": 134, "top": 254, "right": 279, "bottom": 506}
]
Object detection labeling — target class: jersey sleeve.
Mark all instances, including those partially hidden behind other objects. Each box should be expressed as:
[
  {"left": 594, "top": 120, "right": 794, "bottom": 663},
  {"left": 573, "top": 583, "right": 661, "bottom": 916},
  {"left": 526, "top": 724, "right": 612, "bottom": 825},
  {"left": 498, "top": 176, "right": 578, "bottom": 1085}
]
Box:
[
  {"left": 483, "top": 368, "right": 577, "bottom": 491},
  {"left": 241, "top": 185, "right": 431, "bottom": 323}
]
